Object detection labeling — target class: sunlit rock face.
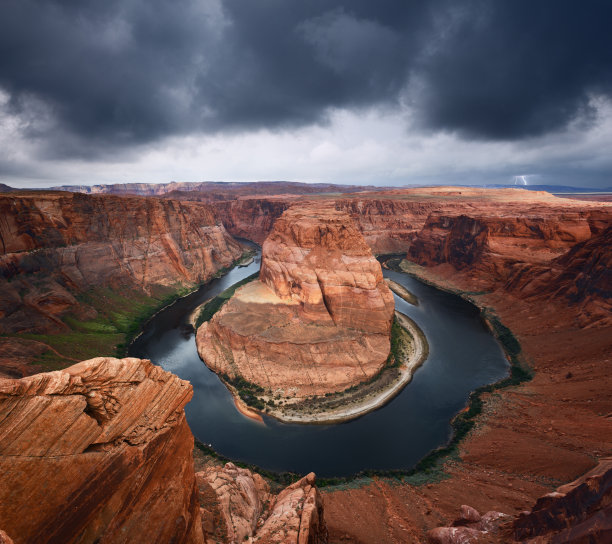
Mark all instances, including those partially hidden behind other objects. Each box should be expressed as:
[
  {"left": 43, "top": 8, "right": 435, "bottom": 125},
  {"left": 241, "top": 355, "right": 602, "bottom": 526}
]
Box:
[
  {"left": 197, "top": 204, "right": 395, "bottom": 399},
  {"left": 198, "top": 463, "right": 328, "bottom": 544},
  {"left": 259, "top": 205, "right": 395, "bottom": 334}
]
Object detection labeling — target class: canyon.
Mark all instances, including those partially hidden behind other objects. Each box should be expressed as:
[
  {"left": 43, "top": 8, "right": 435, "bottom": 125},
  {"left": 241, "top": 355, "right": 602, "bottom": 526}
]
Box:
[
  {"left": 196, "top": 204, "right": 396, "bottom": 412},
  {"left": 0, "top": 357, "right": 328, "bottom": 544},
  {"left": 0, "top": 191, "right": 244, "bottom": 377},
  {"left": 0, "top": 183, "right": 610, "bottom": 542}
]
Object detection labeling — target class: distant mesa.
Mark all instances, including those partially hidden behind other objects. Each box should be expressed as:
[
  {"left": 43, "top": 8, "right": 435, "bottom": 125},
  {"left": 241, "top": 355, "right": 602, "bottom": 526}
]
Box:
[{"left": 196, "top": 204, "right": 395, "bottom": 413}]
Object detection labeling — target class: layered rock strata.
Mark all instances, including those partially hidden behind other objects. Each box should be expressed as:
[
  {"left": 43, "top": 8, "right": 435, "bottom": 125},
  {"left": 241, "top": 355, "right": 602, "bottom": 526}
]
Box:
[
  {"left": 0, "top": 192, "right": 243, "bottom": 335},
  {"left": 0, "top": 191, "right": 244, "bottom": 376},
  {"left": 197, "top": 205, "right": 395, "bottom": 401},
  {"left": 210, "top": 187, "right": 610, "bottom": 256},
  {"left": 0, "top": 357, "right": 204, "bottom": 544},
  {"left": 198, "top": 463, "right": 327, "bottom": 544}
]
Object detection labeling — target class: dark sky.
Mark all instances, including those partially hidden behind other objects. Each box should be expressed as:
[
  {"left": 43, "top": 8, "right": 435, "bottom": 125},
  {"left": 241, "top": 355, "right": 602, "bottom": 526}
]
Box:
[{"left": 1, "top": 0, "right": 611, "bottom": 187}]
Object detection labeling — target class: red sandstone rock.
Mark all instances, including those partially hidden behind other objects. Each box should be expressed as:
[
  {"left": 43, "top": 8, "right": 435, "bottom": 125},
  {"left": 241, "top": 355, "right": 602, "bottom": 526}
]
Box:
[
  {"left": 428, "top": 505, "right": 510, "bottom": 544},
  {"left": 197, "top": 204, "right": 394, "bottom": 400},
  {"left": 0, "top": 192, "right": 244, "bottom": 336},
  {"left": 254, "top": 472, "right": 328, "bottom": 544},
  {"left": 0, "top": 357, "right": 203, "bottom": 544},
  {"left": 513, "top": 458, "right": 612, "bottom": 542},
  {"left": 454, "top": 505, "right": 482, "bottom": 526},
  {"left": 427, "top": 526, "right": 490, "bottom": 544},
  {"left": 506, "top": 224, "right": 612, "bottom": 327},
  {"left": 259, "top": 205, "right": 394, "bottom": 333},
  {"left": 197, "top": 464, "right": 327, "bottom": 544},
  {"left": 198, "top": 462, "right": 271, "bottom": 543}
]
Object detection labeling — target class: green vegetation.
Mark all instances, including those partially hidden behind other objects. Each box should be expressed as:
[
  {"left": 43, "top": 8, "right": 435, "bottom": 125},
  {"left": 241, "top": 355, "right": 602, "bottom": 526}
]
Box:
[
  {"left": 386, "top": 316, "right": 408, "bottom": 368},
  {"left": 195, "top": 272, "right": 259, "bottom": 328},
  {"left": 220, "top": 372, "right": 267, "bottom": 411},
  {"left": 9, "top": 283, "right": 193, "bottom": 369}
]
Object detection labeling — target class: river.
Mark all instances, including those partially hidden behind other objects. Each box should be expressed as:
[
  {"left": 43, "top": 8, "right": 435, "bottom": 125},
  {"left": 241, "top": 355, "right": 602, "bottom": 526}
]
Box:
[{"left": 129, "top": 251, "right": 508, "bottom": 477}]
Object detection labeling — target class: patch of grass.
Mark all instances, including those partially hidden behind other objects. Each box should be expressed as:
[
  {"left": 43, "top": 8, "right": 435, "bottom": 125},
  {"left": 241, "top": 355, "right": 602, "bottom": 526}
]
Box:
[
  {"left": 28, "top": 349, "right": 71, "bottom": 372},
  {"left": 386, "top": 316, "right": 407, "bottom": 368},
  {"left": 195, "top": 272, "right": 259, "bottom": 328},
  {"left": 220, "top": 372, "right": 267, "bottom": 411}
]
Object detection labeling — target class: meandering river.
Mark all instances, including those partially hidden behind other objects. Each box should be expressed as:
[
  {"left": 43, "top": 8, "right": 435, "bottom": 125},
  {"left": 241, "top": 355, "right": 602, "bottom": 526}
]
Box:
[{"left": 129, "top": 251, "right": 509, "bottom": 477}]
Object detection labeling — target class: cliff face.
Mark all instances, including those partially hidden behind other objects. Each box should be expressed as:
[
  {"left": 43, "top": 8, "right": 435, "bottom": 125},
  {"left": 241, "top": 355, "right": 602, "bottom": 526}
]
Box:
[
  {"left": 408, "top": 211, "right": 595, "bottom": 277},
  {"left": 197, "top": 205, "right": 394, "bottom": 400},
  {"left": 407, "top": 205, "right": 612, "bottom": 327},
  {"left": 0, "top": 192, "right": 243, "bottom": 336},
  {"left": 213, "top": 195, "right": 439, "bottom": 252},
  {"left": 259, "top": 206, "right": 394, "bottom": 334},
  {"left": 513, "top": 457, "right": 612, "bottom": 542},
  {"left": 505, "top": 224, "right": 612, "bottom": 327},
  {"left": 213, "top": 198, "right": 291, "bottom": 244},
  {"left": 0, "top": 357, "right": 204, "bottom": 544}
]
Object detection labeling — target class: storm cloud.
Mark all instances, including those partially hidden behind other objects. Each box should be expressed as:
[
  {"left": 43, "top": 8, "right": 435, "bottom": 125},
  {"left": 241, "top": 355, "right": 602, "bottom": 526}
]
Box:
[{"left": 0, "top": 0, "right": 611, "bottom": 186}]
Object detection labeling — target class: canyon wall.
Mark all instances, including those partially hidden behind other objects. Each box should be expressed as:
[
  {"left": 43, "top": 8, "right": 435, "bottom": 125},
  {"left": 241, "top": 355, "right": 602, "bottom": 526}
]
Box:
[
  {"left": 0, "top": 191, "right": 244, "bottom": 376},
  {"left": 212, "top": 195, "right": 437, "bottom": 251},
  {"left": 0, "top": 357, "right": 204, "bottom": 544},
  {"left": 211, "top": 188, "right": 610, "bottom": 259},
  {"left": 213, "top": 198, "right": 291, "bottom": 244}
]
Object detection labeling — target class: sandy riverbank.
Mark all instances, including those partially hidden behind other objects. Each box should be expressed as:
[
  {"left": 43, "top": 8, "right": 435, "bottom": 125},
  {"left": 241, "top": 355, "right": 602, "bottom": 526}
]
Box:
[{"left": 385, "top": 278, "right": 419, "bottom": 305}]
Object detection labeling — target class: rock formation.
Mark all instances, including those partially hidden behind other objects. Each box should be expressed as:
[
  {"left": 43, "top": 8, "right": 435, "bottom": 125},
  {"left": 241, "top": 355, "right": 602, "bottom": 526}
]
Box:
[
  {"left": 513, "top": 457, "right": 612, "bottom": 542},
  {"left": 0, "top": 191, "right": 244, "bottom": 376},
  {"left": 426, "top": 458, "right": 612, "bottom": 543},
  {"left": 427, "top": 505, "right": 511, "bottom": 543},
  {"left": 259, "top": 206, "right": 394, "bottom": 333},
  {"left": 198, "top": 464, "right": 327, "bottom": 544},
  {"left": 0, "top": 191, "right": 242, "bottom": 334},
  {"left": 197, "top": 205, "right": 395, "bottom": 401},
  {"left": 0, "top": 357, "right": 204, "bottom": 544}
]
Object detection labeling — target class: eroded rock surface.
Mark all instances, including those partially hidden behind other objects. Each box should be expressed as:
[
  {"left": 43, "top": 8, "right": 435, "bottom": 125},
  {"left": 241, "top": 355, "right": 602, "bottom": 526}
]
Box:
[
  {"left": 259, "top": 206, "right": 394, "bottom": 334},
  {"left": 0, "top": 357, "right": 204, "bottom": 544},
  {"left": 198, "top": 464, "right": 327, "bottom": 544},
  {"left": 0, "top": 192, "right": 243, "bottom": 337},
  {"left": 197, "top": 205, "right": 394, "bottom": 400},
  {"left": 513, "top": 458, "right": 612, "bottom": 543}
]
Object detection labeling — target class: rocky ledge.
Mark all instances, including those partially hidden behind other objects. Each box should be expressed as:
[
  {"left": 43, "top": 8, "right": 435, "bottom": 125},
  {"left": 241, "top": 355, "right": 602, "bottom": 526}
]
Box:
[
  {"left": 198, "top": 463, "right": 327, "bottom": 543},
  {"left": 196, "top": 205, "right": 395, "bottom": 414},
  {"left": 0, "top": 357, "right": 203, "bottom": 544}
]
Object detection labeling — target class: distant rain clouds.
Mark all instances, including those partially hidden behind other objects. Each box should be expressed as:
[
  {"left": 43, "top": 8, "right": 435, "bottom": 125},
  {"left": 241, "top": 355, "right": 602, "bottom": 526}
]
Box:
[{"left": 1, "top": 0, "right": 611, "bottom": 187}]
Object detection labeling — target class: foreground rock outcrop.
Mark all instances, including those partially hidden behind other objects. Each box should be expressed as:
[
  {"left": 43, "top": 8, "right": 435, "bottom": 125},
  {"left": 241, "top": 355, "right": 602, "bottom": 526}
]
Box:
[
  {"left": 0, "top": 357, "right": 204, "bottom": 544},
  {"left": 198, "top": 463, "right": 327, "bottom": 544},
  {"left": 513, "top": 457, "right": 612, "bottom": 543},
  {"left": 197, "top": 205, "right": 395, "bottom": 404},
  {"left": 426, "top": 458, "right": 612, "bottom": 543}
]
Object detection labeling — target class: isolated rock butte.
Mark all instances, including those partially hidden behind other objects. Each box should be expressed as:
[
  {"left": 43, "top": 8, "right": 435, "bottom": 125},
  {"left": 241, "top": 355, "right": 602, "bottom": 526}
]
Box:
[
  {"left": 197, "top": 205, "right": 395, "bottom": 399},
  {"left": 0, "top": 357, "right": 204, "bottom": 544},
  {"left": 259, "top": 206, "right": 395, "bottom": 334}
]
